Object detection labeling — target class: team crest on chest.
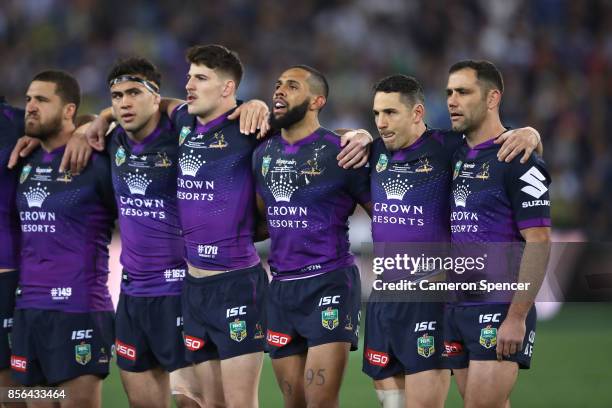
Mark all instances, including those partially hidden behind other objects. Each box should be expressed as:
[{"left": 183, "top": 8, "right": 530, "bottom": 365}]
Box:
[
  {"left": 208, "top": 132, "right": 228, "bottom": 149},
  {"left": 155, "top": 152, "right": 172, "bottom": 168},
  {"left": 20, "top": 164, "right": 32, "bottom": 184},
  {"left": 476, "top": 162, "right": 490, "bottom": 180},
  {"left": 56, "top": 170, "right": 73, "bottom": 183},
  {"left": 415, "top": 157, "right": 433, "bottom": 173},
  {"left": 376, "top": 154, "right": 388, "bottom": 173},
  {"left": 179, "top": 126, "right": 191, "bottom": 146}
]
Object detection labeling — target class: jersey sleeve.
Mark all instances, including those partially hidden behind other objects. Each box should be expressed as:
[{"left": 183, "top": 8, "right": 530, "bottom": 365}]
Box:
[
  {"left": 92, "top": 153, "right": 117, "bottom": 216},
  {"left": 505, "top": 154, "right": 551, "bottom": 230},
  {"left": 170, "top": 102, "right": 189, "bottom": 127},
  {"left": 2, "top": 104, "right": 25, "bottom": 138},
  {"left": 345, "top": 165, "right": 371, "bottom": 206}
]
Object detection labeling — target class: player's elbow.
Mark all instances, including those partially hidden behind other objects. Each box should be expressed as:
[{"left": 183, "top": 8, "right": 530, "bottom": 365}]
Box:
[{"left": 521, "top": 226, "right": 551, "bottom": 243}]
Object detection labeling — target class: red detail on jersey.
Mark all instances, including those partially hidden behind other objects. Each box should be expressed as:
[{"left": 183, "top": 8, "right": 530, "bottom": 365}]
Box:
[
  {"left": 115, "top": 340, "right": 137, "bottom": 361},
  {"left": 184, "top": 335, "right": 205, "bottom": 351},
  {"left": 266, "top": 330, "right": 292, "bottom": 347},
  {"left": 365, "top": 348, "right": 389, "bottom": 367},
  {"left": 444, "top": 341, "right": 464, "bottom": 356},
  {"left": 10, "top": 355, "right": 27, "bottom": 372}
]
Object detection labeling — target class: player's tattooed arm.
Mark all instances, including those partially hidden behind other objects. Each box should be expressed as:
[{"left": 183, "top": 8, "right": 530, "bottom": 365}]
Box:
[
  {"left": 496, "top": 227, "right": 550, "bottom": 361},
  {"left": 254, "top": 194, "right": 269, "bottom": 242},
  {"left": 336, "top": 128, "right": 372, "bottom": 169},
  {"left": 495, "top": 126, "right": 543, "bottom": 163}
]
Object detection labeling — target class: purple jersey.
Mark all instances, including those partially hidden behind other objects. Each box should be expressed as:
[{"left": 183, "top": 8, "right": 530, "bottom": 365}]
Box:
[
  {"left": 450, "top": 138, "right": 551, "bottom": 302},
  {"left": 370, "top": 129, "right": 462, "bottom": 281},
  {"left": 0, "top": 102, "right": 24, "bottom": 269},
  {"left": 253, "top": 128, "right": 371, "bottom": 280},
  {"left": 16, "top": 147, "right": 116, "bottom": 312},
  {"left": 172, "top": 103, "right": 260, "bottom": 270},
  {"left": 109, "top": 114, "right": 186, "bottom": 296}
]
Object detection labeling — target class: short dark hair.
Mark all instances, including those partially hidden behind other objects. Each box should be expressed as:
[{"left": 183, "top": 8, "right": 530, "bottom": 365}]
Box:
[
  {"left": 186, "top": 44, "right": 244, "bottom": 87},
  {"left": 373, "top": 75, "right": 424, "bottom": 107},
  {"left": 449, "top": 60, "right": 504, "bottom": 93},
  {"left": 107, "top": 57, "right": 162, "bottom": 88},
  {"left": 289, "top": 64, "right": 329, "bottom": 99},
  {"left": 32, "top": 70, "right": 80, "bottom": 112}
]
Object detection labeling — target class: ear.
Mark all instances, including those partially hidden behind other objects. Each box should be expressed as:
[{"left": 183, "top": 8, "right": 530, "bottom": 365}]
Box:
[
  {"left": 63, "top": 103, "right": 77, "bottom": 121},
  {"left": 310, "top": 95, "right": 326, "bottom": 111},
  {"left": 412, "top": 103, "right": 425, "bottom": 123},
  {"left": 222, "top": 80, "right": 236, "bottom": 97},
  {"left": 153, "top": 92, "right": 161, "bottom": 106},
  {"left": 487, "top": 89, "right": 502, "bottom": 111}
]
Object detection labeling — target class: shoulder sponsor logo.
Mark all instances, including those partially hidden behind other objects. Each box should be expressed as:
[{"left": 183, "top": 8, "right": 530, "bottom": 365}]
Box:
[
  {"left": 115, "top": 340, "right": 137, "bottom": 361},
  {"left": 183, "top": 335, "right": 205, "bottom": 351},
  {"left": 520, "top": 166, "right": 548, "bottom": 199},
  {"left": 365, "top": 348, "right": 389, "bottom": 367},
  {"left": 266, "top": 330, "right": 292, "bottom": 347}
]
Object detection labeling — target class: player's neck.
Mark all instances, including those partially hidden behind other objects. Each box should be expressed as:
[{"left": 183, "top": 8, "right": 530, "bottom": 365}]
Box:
[
  {"left": 40, "top": 122, "right": 75, "bottom": 153},
  {"left": 127, "top": 111, "right": 161, "bottom": 142},
  {"left": 465, "top": 117, "right": 505, "bottom": 148},
  {"left": 281, "top": 116, "right": 320, "bottom": 144},
  {"left": 196, "top": 97, "right": 237, "bottom": 127},
  {"left": 398, "top": 122, "right": 427, "bottom": 150}
]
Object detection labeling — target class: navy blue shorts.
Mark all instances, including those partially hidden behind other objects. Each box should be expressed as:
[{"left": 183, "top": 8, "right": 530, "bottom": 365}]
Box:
[
  {"left": 267, "top": 266, "right": 361, "bottom": 359},
  {"left": 0, "top": 271, "right": 19, "bottom": 370},
  {"left": 363, "top": 297, "right": 449, "bottom": 379},
  {"left": 443, "top": 303, "right": 537, "bottom": 369},
  {"left": 115, "top": 293, "right": 189, "bottom": 372},
  {"left": 10, "top": 309, "right": 114, "bottom": 386},
  {"left": 182, "top": 264, "right": 267, "bottom": 363}
]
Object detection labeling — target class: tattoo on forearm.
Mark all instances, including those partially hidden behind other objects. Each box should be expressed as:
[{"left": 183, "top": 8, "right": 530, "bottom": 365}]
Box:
[{"left": 305, "top": 368, "right": 326, "bottom": 386}]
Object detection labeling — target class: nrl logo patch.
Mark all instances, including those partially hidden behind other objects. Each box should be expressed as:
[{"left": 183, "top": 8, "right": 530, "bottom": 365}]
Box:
[
  {"left": 321, "top": 307, "right": 339, "bottom": 330},
  {"left": 20, "top": 164, "right": 32, "bottom": 184},
  {"left": 376, "top": 154, "right": 388, "bottom": 173},
  {"left": 229, "top": 319, "right": 247, "bottom": 342},
  {"left": 179, "top": 126, "right": 191, "bottom": 146},
  {"left": 75, "top": 342, "right": 91, "bottom": 365},
  {"left": 417, "top": 334, "right": 435, "bottom": 358},
  {"left": 115, "top": 146, "right": 126, "bottom": 166},
  {"left": 262, "top": 155, "right": 271, "bottom": 177},
  {"left": 453, "top": 160, "right": 463, "bottom": 180},
  {"left": 479, "top": 325, "right": 497, "bottom": 349}
]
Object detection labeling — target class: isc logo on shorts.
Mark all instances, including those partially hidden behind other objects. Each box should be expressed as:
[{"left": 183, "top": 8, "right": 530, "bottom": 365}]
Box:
[
  {"left": 365, "top": 348, "right": 389, "bottom": 367},
  {"left": 266, "top": 330, "right": 292, "bottom": 347},
  {"left": 10, "top": 355, "right": 27, "bottom": 372},
  {"left": 184, "top": 335, "right": 205, "bottom": 351},
  {"left": 115, "top": 340, "right": 137, "bottom": 361}
]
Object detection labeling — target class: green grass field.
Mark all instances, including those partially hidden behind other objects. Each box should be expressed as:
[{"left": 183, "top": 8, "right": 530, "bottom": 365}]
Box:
[{"left": 102, "top": 303, "right": 612, "bottom": 407}]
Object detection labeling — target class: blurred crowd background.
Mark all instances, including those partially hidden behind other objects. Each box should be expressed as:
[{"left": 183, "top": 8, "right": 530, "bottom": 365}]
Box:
[{"left": 1, "top": 0, "right": 610, "bottom": 240}]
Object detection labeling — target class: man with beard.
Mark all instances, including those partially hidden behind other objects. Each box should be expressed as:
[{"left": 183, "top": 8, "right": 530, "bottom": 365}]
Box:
[
  {"left": 11, "top": 71, "right": 115, "bottom": 408},
  {"left": 105, "top": 57, "right": 202, "bottom": 408},
  {"left": 445, "top": 60, "right": 551, "bottom": 407},
  {"left": 253, "top": 65, "right": 372, "bottom": 408},
  {"left": 364, "top": 74, "right": 542, "bottom": 408}
]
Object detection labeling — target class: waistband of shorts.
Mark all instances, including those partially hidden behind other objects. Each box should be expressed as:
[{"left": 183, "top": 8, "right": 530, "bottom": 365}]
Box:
[
  {"left": 185, "top": 263, "right": 264, "bottom": 285},
  {"left": 272, "top": 264, "right": 358, "bottom": 283}
]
